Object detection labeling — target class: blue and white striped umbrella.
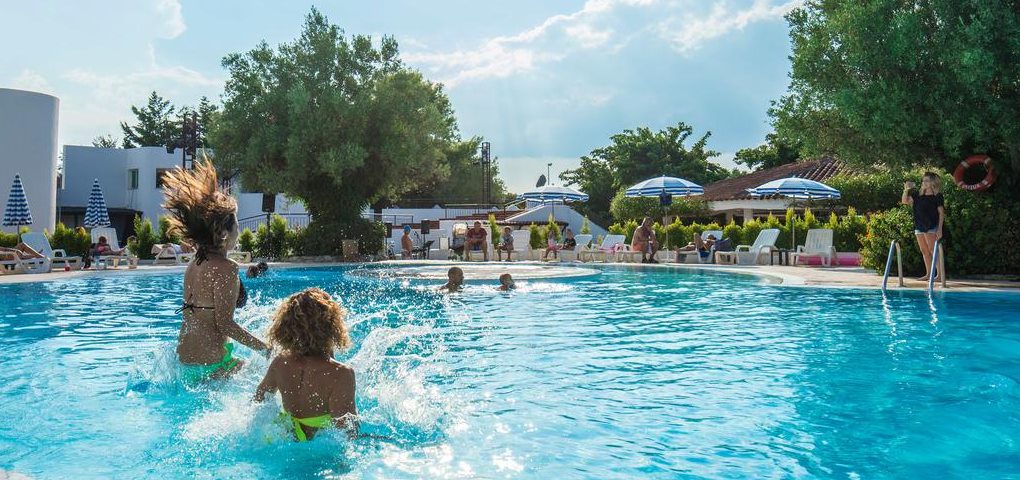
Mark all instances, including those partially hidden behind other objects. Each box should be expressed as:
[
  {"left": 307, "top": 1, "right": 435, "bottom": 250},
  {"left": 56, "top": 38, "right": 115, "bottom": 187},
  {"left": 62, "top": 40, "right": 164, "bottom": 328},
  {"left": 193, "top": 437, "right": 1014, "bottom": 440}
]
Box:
[
  {"left": 746, "top": 177, "right": 841, "bottom": 199},
  {"left": 517, "top": 185, "right": 589, "bottom": 203},
  {"left": 2, "top": 174, "right": 34, "bottom": 227},
  {"left": 625, "top": 176, "right": 704, "bottom": 197},
  {"left": 84, "top": 178, "right": 111, "bottom": 228}
]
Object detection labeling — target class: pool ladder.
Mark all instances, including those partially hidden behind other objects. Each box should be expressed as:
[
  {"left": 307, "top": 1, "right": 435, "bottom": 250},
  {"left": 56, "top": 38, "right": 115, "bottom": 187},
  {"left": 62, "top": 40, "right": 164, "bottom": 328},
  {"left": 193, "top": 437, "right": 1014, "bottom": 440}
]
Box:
[{"left": 882, "top": 239, "right": 947, "bottom": 293}]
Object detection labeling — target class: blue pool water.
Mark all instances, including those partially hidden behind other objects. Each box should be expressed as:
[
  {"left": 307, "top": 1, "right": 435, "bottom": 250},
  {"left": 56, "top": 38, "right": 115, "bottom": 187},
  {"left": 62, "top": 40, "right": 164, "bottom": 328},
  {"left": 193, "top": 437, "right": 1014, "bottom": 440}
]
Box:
[{"left": 0, "top": 265, "right": 1018, "bottom": 479}]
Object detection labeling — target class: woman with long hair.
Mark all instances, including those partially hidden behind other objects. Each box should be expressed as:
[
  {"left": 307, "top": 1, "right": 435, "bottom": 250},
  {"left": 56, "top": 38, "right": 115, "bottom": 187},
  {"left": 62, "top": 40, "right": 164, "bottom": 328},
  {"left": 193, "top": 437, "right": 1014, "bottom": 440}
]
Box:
[
  {"left": 901, "top": 171, "right": 946, "bottom": 281},
  {"left": 163, "top": 159, "right": 270, "bottom": 382}
]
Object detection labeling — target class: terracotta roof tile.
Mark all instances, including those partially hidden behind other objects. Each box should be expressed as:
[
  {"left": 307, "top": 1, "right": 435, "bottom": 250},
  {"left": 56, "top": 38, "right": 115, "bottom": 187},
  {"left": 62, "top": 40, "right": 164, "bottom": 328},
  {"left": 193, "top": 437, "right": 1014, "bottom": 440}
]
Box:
[{"left": 700, "top": 155, "right": 849, "bottom": 201}]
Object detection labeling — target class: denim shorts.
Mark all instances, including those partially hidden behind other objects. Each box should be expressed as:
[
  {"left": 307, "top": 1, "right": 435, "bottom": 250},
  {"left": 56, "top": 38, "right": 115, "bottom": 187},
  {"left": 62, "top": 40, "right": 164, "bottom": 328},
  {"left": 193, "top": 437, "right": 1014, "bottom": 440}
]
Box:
[{"left": 914, "top": 227, "right": 938, "bottom": 234}]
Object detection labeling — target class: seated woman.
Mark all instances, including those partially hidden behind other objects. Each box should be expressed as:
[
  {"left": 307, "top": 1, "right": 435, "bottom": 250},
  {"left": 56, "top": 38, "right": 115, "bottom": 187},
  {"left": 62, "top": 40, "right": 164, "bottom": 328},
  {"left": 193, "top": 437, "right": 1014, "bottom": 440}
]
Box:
[
  {"left": 152, "top": 242, "right": 195, "bottom": 256},
  {"left": 675, "top": 232, "right": 716, "bottom": 262},
  {"left": 543, "top": 225, "right": 562, "bottom": 260},
  {"left": 560, "top": 228, "right": 577, "bottom": 250},
  {"left": 254, "top": 288, "right": 357, "bottom": 441},
  {"left": 163, "top": 159, "right": 271, "bottom": 382}
]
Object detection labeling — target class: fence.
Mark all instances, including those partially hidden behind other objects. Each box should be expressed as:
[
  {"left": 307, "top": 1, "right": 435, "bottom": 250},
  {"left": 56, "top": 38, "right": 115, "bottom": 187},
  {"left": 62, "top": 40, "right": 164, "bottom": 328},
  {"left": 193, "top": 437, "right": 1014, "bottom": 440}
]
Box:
[{"left": 238, "top": 213, "right": 312, "bottom": 232}]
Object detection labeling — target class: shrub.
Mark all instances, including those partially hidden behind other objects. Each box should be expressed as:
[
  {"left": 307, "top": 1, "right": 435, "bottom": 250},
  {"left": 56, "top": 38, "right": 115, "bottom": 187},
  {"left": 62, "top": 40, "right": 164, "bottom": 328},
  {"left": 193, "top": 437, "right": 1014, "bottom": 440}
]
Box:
[
  {"left": 237, "top": 228, "right": 255, "bottom": 253},
  {"left": 835, "top": 208, "right": 867, "bottom": 252},
  {"left": 609, "top": 190, "right": 711, "bottom": 222},
  {"left": 723, "top": 220, "right": 742, "bottom": 246},
  {"left": 158, "top": 216, "right": 181, "bottom": 245},
  {"left": 299, "top": 218, "right": 386, "bottom": 257},
  {"left": 255, "top": 214, "right": 290, "bottom": 258},
  {"left": 545, "top": 214, "right": 561, "bottom": 243},
  {"left": 741, "top": 219, "right": 763, "bottom": 246},
  {"left": 48, "top": 223, "right": 90, "bottom": 257},
  {"left": 488, "top": 214, "right": 500, "bottom": 246},
  {"left": 128, "top": 216, "right": 159, "bottom": 259},
  {"left": 859, "top": 207, "right": 924, "bottom": 275},
  {"left": 0, "top": 230, "right": 17, "bottom": 248},
  {"left": 580, "top": 217, "right": 591, "bottom": 235},
  {"left": 528, "top": 223, "right": 542, "bottom": 249},
  {"left": 824, "top": 170, "right": 913, "bottom": 214}
]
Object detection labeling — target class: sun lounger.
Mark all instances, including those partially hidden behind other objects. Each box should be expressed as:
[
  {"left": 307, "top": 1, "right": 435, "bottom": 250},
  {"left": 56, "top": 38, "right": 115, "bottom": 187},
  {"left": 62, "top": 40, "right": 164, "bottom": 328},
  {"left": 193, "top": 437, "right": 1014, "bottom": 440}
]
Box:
[
  {"left": 227, "top": 250, "right": 253, "bottom": 263},
  {"left": 90, "top": 227, "right": 138, "bottom": 269},
  {"left": 790, "top": 228, "right": 837, "bottom": 266},
  {"left": 21, "top": 232, "right": 79, "bottom": 271},
  {"left": 509, "top": 229, "right": 532, "bottom": 261},
  {"left": 583, "top": 234, "right": 627, "bottom": 262},
  {"left": 152, "top": 244, "right": 196, "bottom": 265},
  {"left": 715, "top": 228, "right": 779, "bottom": 265},
  {"left": 561, "top": 234, "right": 593, "bottom": 262}
]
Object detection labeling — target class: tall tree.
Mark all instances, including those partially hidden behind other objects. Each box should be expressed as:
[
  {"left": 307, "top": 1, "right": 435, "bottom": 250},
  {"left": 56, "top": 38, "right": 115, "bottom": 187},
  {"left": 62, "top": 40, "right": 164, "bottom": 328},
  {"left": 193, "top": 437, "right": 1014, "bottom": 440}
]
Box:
[
  {"left": 772, "top": 0, "right": 1020, "bottom": 186},
  {"left": 214, "top": 8, "right": 458, "bottom": 225},
  {"left": 120, "top": 91, "right": 176, "bottom": 148},
  {"left": 560, "top": 122, "right": 730, "bottom": 224},
  {"left": 399, "top": 137, "right": 510, "bottom": 205},
  {"left": 91, "top": 134, "right": 119, "bottom": 148},
  {"left": 733, "top": 132, "right": 802, "bottom": 171}
]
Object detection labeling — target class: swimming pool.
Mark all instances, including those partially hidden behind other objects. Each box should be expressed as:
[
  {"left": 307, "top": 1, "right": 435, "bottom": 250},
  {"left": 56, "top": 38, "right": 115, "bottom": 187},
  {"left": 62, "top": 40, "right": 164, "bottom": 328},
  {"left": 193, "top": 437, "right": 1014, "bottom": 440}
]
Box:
[{"left": 1, "top": 265, "right": 1018, "bottom": 478}]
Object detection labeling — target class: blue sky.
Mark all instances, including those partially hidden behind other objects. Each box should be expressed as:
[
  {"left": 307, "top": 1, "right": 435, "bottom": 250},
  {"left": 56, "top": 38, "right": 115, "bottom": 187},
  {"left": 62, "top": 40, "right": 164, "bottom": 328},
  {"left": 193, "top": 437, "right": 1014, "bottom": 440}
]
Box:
[{"left": 1, "top": 0, "right": 799, "bottom": 193}]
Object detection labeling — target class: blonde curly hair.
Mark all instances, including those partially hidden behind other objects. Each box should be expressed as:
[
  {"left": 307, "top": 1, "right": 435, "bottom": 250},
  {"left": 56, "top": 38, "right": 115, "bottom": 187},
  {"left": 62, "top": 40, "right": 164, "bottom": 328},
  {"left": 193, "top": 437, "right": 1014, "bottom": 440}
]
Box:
[
  {"left": 161, "top": 158, "right": 238, "bottom": 263},
  {"left": 268, "top": 288, "right": 352, "bottom": 356}
]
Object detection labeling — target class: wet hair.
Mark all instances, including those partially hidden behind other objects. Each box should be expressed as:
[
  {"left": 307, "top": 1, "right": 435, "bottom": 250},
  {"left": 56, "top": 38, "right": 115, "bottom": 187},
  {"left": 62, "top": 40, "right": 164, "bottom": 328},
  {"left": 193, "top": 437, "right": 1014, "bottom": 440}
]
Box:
[
  {"left": 257, "top": 261, "right": 269, "bottom": 272},
  {"left": 448, "top": 266, "right": 463, "bottom": 279},
  {"left": 161, "top": 158, "right": 238, "bottom": 264},
  {"left": 268, "top": 288, "right": 351, "bottom": 356},
  {"left": 922, "top": 171, "right": 942, "bottom": 195},
  {"left": 499, "top": 273, "right": 513, "bottom": 284}
]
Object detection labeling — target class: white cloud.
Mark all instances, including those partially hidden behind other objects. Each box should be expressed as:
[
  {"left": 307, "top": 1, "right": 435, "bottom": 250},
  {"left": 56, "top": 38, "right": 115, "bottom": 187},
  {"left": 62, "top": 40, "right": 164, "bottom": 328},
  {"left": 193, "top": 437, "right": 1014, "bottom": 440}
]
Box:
[
  {"left": 10, "top": 69, "right": 54, "bottom": 95},
  {"left": 406, "top": 0, "right": 798, "bottom": 87},
  {"left": 656, "top": 0, "right": 802, "bottom": 54},
  {"left": 155, "top": 0, "right": 186, "bottom": 39}
]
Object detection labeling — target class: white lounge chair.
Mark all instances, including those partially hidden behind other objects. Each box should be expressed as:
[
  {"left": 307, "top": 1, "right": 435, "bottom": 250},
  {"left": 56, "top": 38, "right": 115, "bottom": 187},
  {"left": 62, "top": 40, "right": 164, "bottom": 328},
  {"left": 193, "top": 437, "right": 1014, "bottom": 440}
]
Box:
[
  {"left": 583, "top": 234, "right": 627, "bottom": 262},
  {"left": 228, "top": 250, "right": 253, "bottom": 263},
  {"left": 561, "top": 234, "right": 593, "bottom": 262},
  {"left": 152, "top": 244, "right": 196, "bottom": 265},
  {"left": 90, "top": 227, "right": 138, "bottom": 269},
  {"left": 22, "top": 232, "right": 81, "bottom": 270},
  {"left": 464, "top": 226, "right": 493, "bottom": 261},
  {"left": 674, "top": 230, "right": 725, "bottom": 264},
  {"left": 790, "top": 228, "right": 837, "bottom": 267},
  {"left": 715, "top": 228, "right": 779, "bottom": 265},
  {"left": 507, "top": 229, "right": 532, "bottom": 261},
  {"left": 0, "top": 251, "right": 28, "bottom": 274}
]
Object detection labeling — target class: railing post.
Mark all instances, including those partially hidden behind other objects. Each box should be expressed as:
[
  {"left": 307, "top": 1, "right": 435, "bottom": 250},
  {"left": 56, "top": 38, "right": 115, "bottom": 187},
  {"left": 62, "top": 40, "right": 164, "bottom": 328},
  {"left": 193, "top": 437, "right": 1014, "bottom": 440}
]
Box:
[
  {"left": 896, "top": 243, "right": 903, "bottom": 287},
  {"left": 928, "top": 239, "right": 945, "bottom": 293}
]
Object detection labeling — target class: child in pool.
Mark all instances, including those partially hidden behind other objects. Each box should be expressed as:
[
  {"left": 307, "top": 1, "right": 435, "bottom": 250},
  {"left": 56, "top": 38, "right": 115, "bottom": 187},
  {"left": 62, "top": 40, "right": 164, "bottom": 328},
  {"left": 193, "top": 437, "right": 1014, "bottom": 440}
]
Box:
[
  {"left": 439, "top": 267, "right": 464, "bottom": 292},
  {"left": 497, "top": 273, "right": 515, "bottom": 291},
  {"left": 254, "top": 288, "right": 357, "bottom": 441}
]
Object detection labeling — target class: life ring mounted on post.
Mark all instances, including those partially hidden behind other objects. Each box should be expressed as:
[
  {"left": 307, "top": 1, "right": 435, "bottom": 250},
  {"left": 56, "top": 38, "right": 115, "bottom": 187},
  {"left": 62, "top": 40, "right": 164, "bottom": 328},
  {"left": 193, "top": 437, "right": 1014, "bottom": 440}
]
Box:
[{"left": 953, "top": 154, "right": 996, "bottom": 192}]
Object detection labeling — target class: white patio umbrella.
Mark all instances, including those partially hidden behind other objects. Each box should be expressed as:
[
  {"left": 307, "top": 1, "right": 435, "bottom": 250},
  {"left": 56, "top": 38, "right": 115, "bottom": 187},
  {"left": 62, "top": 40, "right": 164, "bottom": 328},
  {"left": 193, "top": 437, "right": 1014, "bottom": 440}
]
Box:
[
  {"left": 84, "top": 179, "right": 111, "bottom": 228},
  {"left": 746, "top": 177, "right": 841, "bottom": 249},
  {"left": 2, "top": 174, "right": 34, "bottom": 235},
  {"left": 625, "top": 176, "right": 705, "bottom": 249},
  {"left": 517, "top": 185, "right": 589, "bottom": 203}
]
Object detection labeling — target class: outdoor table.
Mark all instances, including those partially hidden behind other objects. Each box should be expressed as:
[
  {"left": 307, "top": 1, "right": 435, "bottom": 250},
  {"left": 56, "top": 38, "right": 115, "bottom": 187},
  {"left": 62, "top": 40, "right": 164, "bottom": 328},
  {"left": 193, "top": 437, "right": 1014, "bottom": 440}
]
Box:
[{"left": 770, "top": 248, "right": 792, "bottom": 266}]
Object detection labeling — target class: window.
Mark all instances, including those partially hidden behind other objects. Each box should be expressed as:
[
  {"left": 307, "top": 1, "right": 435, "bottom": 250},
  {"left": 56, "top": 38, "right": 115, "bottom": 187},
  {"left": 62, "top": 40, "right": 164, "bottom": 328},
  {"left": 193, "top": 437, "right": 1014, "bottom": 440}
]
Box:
[
  {"left": 156, "top": 168, "right": 171, "bottom": 188},
  {"left": 129, "top": 169, "right": 139, "bottom": 190}
]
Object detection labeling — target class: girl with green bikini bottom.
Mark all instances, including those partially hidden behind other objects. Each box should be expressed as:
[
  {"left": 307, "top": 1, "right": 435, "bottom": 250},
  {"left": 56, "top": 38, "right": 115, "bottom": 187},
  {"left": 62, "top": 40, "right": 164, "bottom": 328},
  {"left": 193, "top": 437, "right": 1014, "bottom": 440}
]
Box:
[
  {"left": 162, "top": 159, "right": 271, "bottom": 382},
  {"left": 254, "top": 288, "right": 358, "bottom": 441}
]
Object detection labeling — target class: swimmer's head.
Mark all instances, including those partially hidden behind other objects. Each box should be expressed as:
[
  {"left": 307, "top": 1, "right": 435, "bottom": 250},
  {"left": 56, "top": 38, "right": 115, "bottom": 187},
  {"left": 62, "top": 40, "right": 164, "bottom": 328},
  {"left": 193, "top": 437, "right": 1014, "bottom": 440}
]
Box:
[
  {"left": 268, "top": 288, "right": 351, "bottom": 356},
  {"left": 499, "top": 273, "right": 514, "bottom": 288},
  {"left": 161, "top": 157, "right": 239, "bottom": 258},
  {"left": 448, "top": 266, "right": 464, "bottom": 284}
]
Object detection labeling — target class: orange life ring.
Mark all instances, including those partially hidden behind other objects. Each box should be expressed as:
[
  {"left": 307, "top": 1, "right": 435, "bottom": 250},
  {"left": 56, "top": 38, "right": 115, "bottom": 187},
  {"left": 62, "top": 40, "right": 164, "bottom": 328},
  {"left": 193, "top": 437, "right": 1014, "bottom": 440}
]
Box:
[{"left": 953, "top": 154, "right": 996, "bottom": 192}]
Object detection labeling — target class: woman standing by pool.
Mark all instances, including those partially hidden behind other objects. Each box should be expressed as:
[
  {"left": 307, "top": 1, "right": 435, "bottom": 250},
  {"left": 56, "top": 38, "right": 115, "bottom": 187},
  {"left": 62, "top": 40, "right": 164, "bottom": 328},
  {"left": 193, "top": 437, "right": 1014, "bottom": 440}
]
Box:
[
  {"left": 162, "top": 159, "right": 270, "bottom": 381},
  {"left": 901, "top": 172, "right": 946, "bottom": 281}
]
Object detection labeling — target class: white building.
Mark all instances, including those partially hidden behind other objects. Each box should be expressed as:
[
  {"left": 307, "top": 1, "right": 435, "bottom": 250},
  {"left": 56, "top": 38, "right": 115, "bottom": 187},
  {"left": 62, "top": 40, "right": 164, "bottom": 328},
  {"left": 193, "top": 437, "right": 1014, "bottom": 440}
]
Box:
[
  {"left": 58, "top": 145, "right": 308, "bottom": 240},
  {"left": 0, "top": 88, "right": 60, "bottom": 234}
]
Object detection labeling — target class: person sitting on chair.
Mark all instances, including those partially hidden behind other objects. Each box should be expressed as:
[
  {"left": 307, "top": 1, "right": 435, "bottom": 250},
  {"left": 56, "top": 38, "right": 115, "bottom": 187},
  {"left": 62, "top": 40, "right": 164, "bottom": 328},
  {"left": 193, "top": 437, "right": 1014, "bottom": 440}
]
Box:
[
  {"left": 464, "top": 221, "right": 489, "bottom": 261},
  {"left": 496, "top": 226, "right": 514, "bottom": 262},
  {"left": 675, "top": 233, "right": 716, "bottom": 263},
  {"left": 632, "top": 217, "right": 659, "bottom": 263},
  {"left": 0, "top": 242, "right": 45, "bottom": 260}
]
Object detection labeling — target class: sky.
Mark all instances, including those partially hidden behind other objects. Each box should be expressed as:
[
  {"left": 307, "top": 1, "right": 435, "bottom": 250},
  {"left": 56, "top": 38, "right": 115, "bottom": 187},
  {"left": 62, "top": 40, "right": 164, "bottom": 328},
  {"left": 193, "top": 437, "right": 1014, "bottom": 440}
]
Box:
[{"left": 1, "top": 0, "right": 800, "bottom": 194}]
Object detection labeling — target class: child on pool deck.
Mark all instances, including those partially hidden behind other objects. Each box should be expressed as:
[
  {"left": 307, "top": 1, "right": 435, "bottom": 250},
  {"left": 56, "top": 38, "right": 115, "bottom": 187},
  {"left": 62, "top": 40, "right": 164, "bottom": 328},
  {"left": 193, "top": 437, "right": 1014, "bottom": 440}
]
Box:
[{"left": 254, "top": 288, "right": 357, "bottom": 441}]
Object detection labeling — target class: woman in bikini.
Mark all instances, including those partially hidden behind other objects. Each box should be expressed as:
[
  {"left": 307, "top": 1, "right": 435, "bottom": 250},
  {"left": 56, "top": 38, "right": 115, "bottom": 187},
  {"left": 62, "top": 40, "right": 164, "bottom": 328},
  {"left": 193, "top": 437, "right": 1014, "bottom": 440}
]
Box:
[
  {"left": 254, "top": 288, "right": 358, "bottom": 441},
  {"left": 162, "top": 159, "right": 270, "bottom": 382}
]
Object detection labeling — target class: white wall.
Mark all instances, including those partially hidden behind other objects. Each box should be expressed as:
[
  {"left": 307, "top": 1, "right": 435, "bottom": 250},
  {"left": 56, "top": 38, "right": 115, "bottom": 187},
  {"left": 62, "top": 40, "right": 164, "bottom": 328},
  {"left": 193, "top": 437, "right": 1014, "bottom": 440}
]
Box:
[
  {"left": 60, "top": 145, "right": 307, "bottom": 228},
  {"left": 505, "top": 204, "right": 607, "bottom": 238},
  {"left": 0, "top": 88, "right": 59, "bottom": 233}
]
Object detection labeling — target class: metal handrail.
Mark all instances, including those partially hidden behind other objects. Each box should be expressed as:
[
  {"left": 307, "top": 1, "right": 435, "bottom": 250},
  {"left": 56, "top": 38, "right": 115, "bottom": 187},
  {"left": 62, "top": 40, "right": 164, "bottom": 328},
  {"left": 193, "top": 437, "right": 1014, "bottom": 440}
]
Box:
[
  {"left": 928, "top": 238, "right": 947, "bottom": 293},
  {"left": 882, "top": 240, "right": 904, "bottom": 291}
]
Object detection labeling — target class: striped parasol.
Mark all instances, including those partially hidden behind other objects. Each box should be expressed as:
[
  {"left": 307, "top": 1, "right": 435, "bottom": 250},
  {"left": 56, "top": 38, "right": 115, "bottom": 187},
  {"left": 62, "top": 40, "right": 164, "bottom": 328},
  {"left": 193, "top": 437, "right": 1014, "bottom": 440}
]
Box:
[
  {"left": 84, "top": 178, "right": 111, "bottom": 228},
  {"left": 625, "top": 176, "right": 704, "bottom": 197},
  {"left": 2, "top": 174, "right": 34, "bottom": 228},
  {"left": 517, "top": 185, "right": 589, "bottom": 203},
  {"left": 747, "top": 177, "right": 841, "bottom": 249}
]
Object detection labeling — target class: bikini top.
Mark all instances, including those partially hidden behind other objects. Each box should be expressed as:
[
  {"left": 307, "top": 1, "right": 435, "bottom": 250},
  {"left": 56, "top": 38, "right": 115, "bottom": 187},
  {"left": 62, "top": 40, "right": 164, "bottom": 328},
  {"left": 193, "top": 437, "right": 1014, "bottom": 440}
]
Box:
[{"left": 176, "top": 277, "right": 248, "bottom": 314}]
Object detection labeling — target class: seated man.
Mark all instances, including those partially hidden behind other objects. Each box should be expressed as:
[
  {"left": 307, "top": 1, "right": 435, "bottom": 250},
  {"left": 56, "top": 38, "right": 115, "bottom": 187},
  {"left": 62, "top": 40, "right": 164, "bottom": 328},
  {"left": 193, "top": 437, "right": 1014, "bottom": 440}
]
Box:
[
  {"left": 496, "top": 226, "right": 514, "bottom": 262},
  {"left": 631, "top": 217, "right": 659, "bottom": 263},
  {"left": 464, "top": 221, "right": 488, "bottom": 261},
  {"left": 0, "top": 242, "right": 45, "bottom": 260},
  {"left": 676, "top": 233, "right": 716, "bottom": 262}
]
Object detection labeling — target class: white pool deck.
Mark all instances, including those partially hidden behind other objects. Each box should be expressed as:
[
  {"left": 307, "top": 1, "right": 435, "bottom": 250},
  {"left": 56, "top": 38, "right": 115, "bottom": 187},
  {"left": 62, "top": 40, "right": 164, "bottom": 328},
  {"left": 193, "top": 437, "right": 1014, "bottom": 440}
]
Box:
[{"left": 1, "top": 259, "right": 1017, "bottom": 292}]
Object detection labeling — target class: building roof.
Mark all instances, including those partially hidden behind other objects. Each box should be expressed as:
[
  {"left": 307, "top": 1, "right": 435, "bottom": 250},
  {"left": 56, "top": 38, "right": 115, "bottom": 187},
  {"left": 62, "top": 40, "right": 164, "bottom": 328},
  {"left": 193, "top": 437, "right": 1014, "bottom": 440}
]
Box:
[{"left": 700, "top": 156, "right": 849, "bottom": 201}]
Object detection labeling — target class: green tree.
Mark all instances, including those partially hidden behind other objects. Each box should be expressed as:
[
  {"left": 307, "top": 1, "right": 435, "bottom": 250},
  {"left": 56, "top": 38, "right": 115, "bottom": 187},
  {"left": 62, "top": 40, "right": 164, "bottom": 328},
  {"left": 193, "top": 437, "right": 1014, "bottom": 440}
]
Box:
[
  {"left": 214, "top": 8, "right": 458, "bottom": 226},
  {"left": 560, "top": 122, "right": 730, "bottom": 224},
  {"left": 733, "top": 132, "right": 802, "bottom": 171},
  {"left": 772, "top": 0, "right": 1020, "bottom": 186},
  {"left": 91, "top": 135, "right": 119, "bottom": 148},
  {"left": 120, "top": 91, "right": 177, "bottom": 148},
  {"left": 399, "top": 137, "right": 509, "bottom": 205}
]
